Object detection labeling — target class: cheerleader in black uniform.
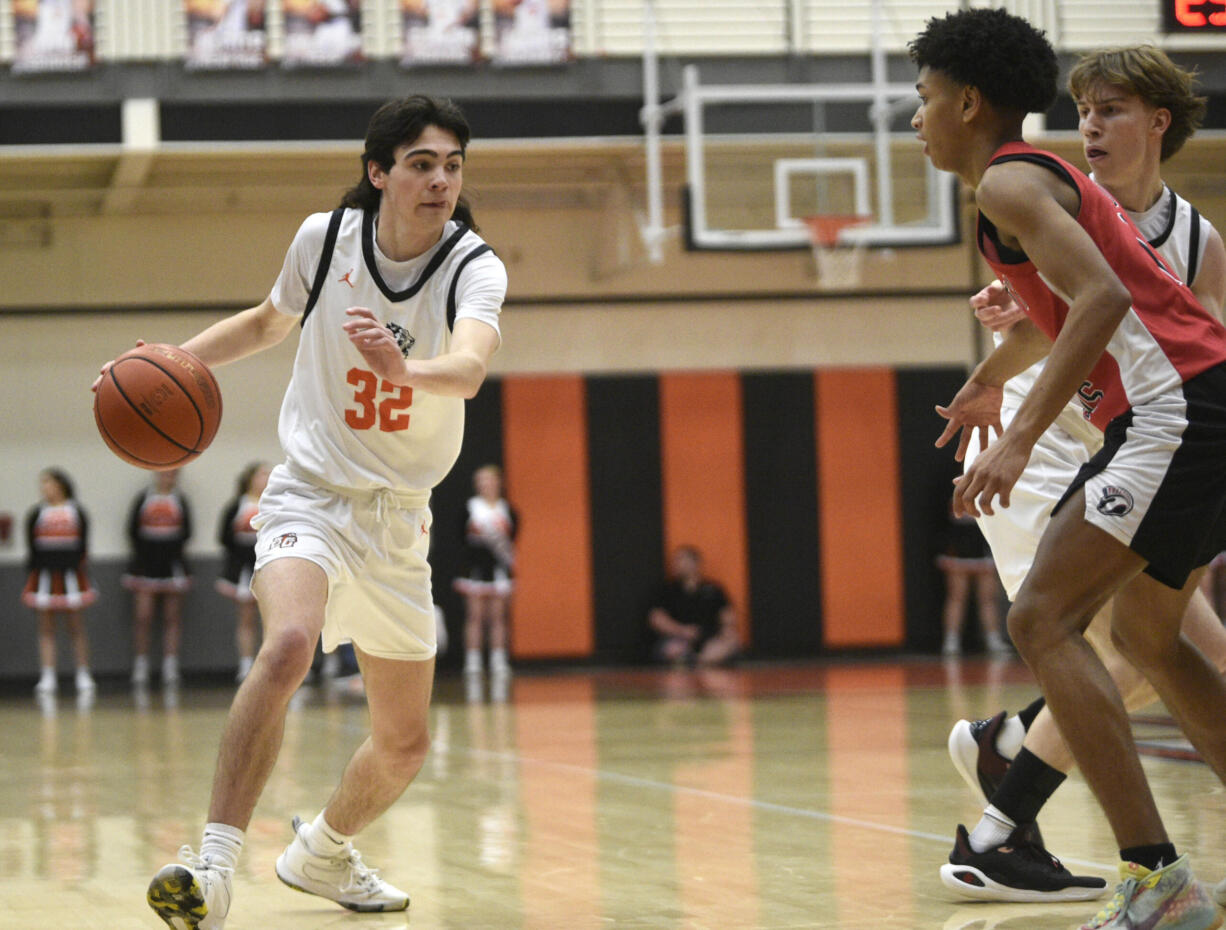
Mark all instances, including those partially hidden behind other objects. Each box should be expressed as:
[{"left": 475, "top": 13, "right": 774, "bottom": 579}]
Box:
[
  {"left": 454, "top": 465, "right": 517, "bottom": 682},
  {"left": 123, "top": 468, "right": 193, "bottom": 686},
  {"left": 23, "top": 468, "right": 97, "bottom": 695},
  {"left": 215, "top": 462, "right": 270, "bottom": 682}
]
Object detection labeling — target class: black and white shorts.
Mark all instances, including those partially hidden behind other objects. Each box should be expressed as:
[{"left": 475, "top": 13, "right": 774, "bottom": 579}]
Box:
[{"left": 1054, "top": 362, "right": 1226, "bottom": 589}]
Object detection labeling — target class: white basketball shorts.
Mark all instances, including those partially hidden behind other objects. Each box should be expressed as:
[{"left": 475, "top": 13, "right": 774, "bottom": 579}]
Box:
[
  {"left": 964, "top": 402, "right": 1101, "bottom": 600},
  {"left": 252, "top": 464, "right": 437, "bottom": 660}
]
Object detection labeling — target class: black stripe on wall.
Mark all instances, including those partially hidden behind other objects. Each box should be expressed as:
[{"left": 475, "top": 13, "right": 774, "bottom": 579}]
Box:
[
  {"left": 742, "top": 372, "right": 823, "bottom": 656},
  {"left": 431, "top": 377, "right": 505, "bottom": 668},
  {"left": 896, "top": 367, "right": 969, "bottom": 651},
  {"left": 586, "top": 375, "right": 664, "bottom": 662}
]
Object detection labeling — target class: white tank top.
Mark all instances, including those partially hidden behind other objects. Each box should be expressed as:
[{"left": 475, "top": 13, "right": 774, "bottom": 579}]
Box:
[
  {"left": 999, "top": 182, "right": 1217, "bottom": 443},
  {"left": 269, "top": 208, "right": 506, "bottom": 493}
]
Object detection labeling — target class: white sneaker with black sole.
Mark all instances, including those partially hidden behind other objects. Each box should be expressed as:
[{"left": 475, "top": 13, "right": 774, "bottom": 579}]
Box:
[
  {"left": 147, "top": 847, "right": 232, "bottom": 930},
  {"left": 275, "top": 815, "right": 409, "bottom": 912}
]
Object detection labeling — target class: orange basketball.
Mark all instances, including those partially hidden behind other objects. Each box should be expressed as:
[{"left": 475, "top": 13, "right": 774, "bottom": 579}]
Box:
[{"left": 94, "top": 343, "right": 223, "bottom": 470}]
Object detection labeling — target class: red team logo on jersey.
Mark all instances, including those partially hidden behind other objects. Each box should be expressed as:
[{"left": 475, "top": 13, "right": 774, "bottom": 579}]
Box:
[{"left": 271, "top": 532, "right": 298, "bottom": 549}]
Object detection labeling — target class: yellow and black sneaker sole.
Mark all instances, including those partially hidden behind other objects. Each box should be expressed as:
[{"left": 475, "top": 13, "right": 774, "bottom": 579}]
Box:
[{"left": 147, "top": 864, "right": 209, "bottom": 929}]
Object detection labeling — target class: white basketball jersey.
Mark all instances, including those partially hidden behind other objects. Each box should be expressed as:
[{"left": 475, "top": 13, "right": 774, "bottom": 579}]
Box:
[
  {"left": 1001, "top": 183, "right": 1217, "bottom": 430},
  {"left": 270, "top": 208, "right": 506, "bottom": 493}
]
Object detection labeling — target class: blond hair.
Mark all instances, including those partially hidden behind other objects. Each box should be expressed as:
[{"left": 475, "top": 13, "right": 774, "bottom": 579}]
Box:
[{"left": 1068, "top": 46, "right": 1206, "bottom": 161}]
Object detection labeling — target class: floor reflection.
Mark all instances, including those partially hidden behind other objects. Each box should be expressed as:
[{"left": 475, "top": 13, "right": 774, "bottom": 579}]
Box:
[{"left": 0, "top": 659, "right": 1218, "bottom": 929}]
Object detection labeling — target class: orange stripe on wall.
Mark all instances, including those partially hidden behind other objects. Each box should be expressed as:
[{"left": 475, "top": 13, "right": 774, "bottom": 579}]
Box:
[
  {"left": 658, "top": 373, "right": 750, "bottom": 646},
  {"left": 816, "top": 369, "right": 904, "bottom": 647},
  {"left": 502, "top": 376, "right": 594, "bottom": 659}
]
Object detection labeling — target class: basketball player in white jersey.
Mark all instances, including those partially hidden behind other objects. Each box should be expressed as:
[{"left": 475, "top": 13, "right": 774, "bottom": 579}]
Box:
[
  {"left": 95, "top": 96, "right": 506, "bottom": 930},
  {"left": 937, "top": 47, "right": 1226, "bottom": 905}
]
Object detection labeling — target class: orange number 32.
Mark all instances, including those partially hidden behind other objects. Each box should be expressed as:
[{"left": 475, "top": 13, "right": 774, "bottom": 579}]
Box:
[{"left": 344, "top": 367, "right": 413, "bottom": 432}]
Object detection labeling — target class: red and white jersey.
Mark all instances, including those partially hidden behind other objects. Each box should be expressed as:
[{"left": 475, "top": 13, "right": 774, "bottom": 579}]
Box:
[
  {"left": 134, "top": 491, "right": 189, "bottom": 541},
  {"left": 31, "top": 503, "right": 83, "bottom": 551},
  {"left": 270, "top": 209, "right": 505, "bottom": 493},
  {"left": 231, "top": 494, "right": 260, "bottom": 547},
  {"left": 979, "top": 141, "right": 1226, "bottom": 430}
]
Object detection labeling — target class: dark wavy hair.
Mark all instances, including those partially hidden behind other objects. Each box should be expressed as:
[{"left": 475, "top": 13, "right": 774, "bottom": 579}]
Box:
[
  {"left": 41, "top": 468, "right": 75, "bottom": 501},
  {"left": 236, "top": 461, "right": 267, "bottom": 497},
  {"left": 1068, "top": 46, "right": 1207, "bottom": 162},
  {"left": 339, "top": 95, "right": 478, "bottom": 230},
  {"left": 909, "top": 8, "right": 1058, "bottom": 116}
]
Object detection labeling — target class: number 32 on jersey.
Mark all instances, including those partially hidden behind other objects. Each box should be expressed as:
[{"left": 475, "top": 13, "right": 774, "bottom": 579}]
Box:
[{"left": 344, "top": 367, "right": 413, "bottom": 432}]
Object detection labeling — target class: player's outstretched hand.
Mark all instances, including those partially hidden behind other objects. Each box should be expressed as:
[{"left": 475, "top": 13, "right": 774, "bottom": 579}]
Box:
[
  {"left": 970, "top": 280, "right": 1026, "bottom": 333},
  {"left": 91, "top": 339, "right": 146, "bottom": 392},
  {"left": 952, "top": 437, "right": 1028, "bottom": 518},
  {"left": 343, "top": 307, "right": 410, "bottom": 383},
  {"left": 935, "top": 379, "right": 1004, "bottom": 462}
]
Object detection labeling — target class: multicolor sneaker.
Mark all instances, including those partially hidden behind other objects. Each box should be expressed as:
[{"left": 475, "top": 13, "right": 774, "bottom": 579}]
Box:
[
  {"left": 948, "top": 711, "right": 1013, "bottom": 805},
  {"left": 275, "top": 815, "right": 409, "bottom": 912},
  {"left": 147, "top": 846, "right": 233, "bottom": 930},
  {"left": 1079, "top": 857, "right": 1221, "bottom": 930},
  {"left": 940, "top": 824, "right": 1107, "bottom": 903}
]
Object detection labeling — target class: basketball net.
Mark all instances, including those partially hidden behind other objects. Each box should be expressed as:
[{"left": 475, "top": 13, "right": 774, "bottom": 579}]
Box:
[{"left": 802, "top": 214, "right": 870, "bottom": 288}]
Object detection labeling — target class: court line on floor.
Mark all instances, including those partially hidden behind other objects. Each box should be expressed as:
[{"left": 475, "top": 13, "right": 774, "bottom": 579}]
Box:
[{"left": 441, "top": 742, "right": 1117, "bottom": 874}]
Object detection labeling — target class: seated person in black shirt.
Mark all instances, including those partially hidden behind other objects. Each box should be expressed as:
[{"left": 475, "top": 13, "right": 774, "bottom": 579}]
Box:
[{"left": 648, "top": 545, "right": 740, "bottom": 666}]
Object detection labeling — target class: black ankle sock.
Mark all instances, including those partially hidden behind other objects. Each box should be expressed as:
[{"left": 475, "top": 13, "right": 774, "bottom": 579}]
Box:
[
  {"left": 1120, "top": 843, "right": 1177, "bottom": 872},
  {"left": 989, "top": 747, "right": 1066, "bottom": 824},
  {"left": 1016, "top": 697, "right": 1046, "bottom": 731}
]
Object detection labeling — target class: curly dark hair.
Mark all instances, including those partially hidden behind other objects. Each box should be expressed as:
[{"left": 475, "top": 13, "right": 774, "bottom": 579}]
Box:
[
  {"left": 909, "top": 8, "right": 1058, "bottom": 116},
  {"left": 1068, "top": 46, "right": 1207, "bottom": 162},
  {"left": 339, "top": 95, "right": 478, "bottom": 230}
]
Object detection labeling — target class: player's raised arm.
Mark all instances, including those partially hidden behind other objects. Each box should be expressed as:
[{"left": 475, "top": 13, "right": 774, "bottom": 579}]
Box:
[{"left": 344, "top": 311, "right": 498, "bottom": 398}]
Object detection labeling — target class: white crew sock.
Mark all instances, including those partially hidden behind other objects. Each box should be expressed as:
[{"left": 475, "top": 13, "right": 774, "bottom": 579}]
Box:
[
  {"left": 490, "top": 647, "right": 509, "bottom": 673},
  {"left": 306, "top": 811, "right": 354, "bottom": 857},
  {"left": 995, "top": 715, "right": 1027, "bottom": 761},
  {"left": 464, "top": 648, "right": 483, "bottom": 673},
  {"left": 200, "top": 822, "right": 245, "bottom": 871},
  {"left": 968, "top": 804, "right": 1017, "bottom": 853}
]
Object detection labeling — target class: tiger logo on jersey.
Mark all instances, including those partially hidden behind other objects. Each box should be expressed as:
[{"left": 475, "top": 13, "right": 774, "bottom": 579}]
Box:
[{"left": 386, "top": 322, "right": 416, "bottom": 358}]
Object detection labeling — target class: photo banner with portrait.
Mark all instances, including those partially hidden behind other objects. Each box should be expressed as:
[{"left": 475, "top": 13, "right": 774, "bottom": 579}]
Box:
[
  {"left": 491, "top": 0, "right": 570, "bottom": 65},
  {"left": 185, "top": 0, "right": 267, "bottom": 70},
  {"left": 13, "top": 0, "right": 95, "bottom": 74},
  {"left": 282, "top": 0, "right": 363, "bottom": 68},
  {"left": 400, "top": 0, "right": 479, "bottom": 67}
]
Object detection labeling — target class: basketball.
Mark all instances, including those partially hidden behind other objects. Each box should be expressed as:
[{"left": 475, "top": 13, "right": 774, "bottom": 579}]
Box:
[{"left": 93, "top": 343, "right": 223, "bottom": 470}]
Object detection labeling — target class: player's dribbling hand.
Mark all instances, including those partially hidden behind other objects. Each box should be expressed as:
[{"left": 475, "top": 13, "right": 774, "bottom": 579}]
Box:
[
  {"left": 91, "top": 339, "right": 146, "bottom": 392},
  {"left": 343, "top": 307, "right": 410, "bottom": 383},
  {"left": 935, "top": 379, "right": 1004, "bottom": 462},
  {"left": 970, "top": 280, "right": 1026, "bottom": 333}
]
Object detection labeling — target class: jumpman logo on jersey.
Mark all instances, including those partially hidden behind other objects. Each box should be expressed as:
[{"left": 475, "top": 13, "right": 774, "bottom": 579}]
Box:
[
  {"left": 420, "top": 521, "right": 429, "bottom": 538},
  {"left": 338, "top": 268, "right": 357, "bottom": 288}
]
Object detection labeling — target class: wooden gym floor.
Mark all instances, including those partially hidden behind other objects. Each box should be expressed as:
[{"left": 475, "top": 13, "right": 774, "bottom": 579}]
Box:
[{"left": 2, "top": 659, "right": 1224, "bottom": 930}]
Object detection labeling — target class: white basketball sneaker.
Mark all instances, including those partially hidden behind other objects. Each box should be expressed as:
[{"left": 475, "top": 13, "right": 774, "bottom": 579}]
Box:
[
  {"left": 275, "top": 815, "right": 409, "bottom": 912},
  {"left": 147, "top": 846, "right": 232, "bottom": 930}
]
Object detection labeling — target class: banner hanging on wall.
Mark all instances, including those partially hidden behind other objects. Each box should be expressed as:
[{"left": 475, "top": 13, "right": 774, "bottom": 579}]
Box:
[
  {"left": 399, "top": 0, "right": 480, "bottom": 66},
  {"left": 12, "top": 0, "right": 95, "bottom": 74},
  {"left": 282, "top": 0, "right": 363, "bottom": 67},
  {"left": 185, "top": 0, "right": 267, "bottom": 70},
  {"left": 491, "top": 0, "right": 570, "bottom": 66}
]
